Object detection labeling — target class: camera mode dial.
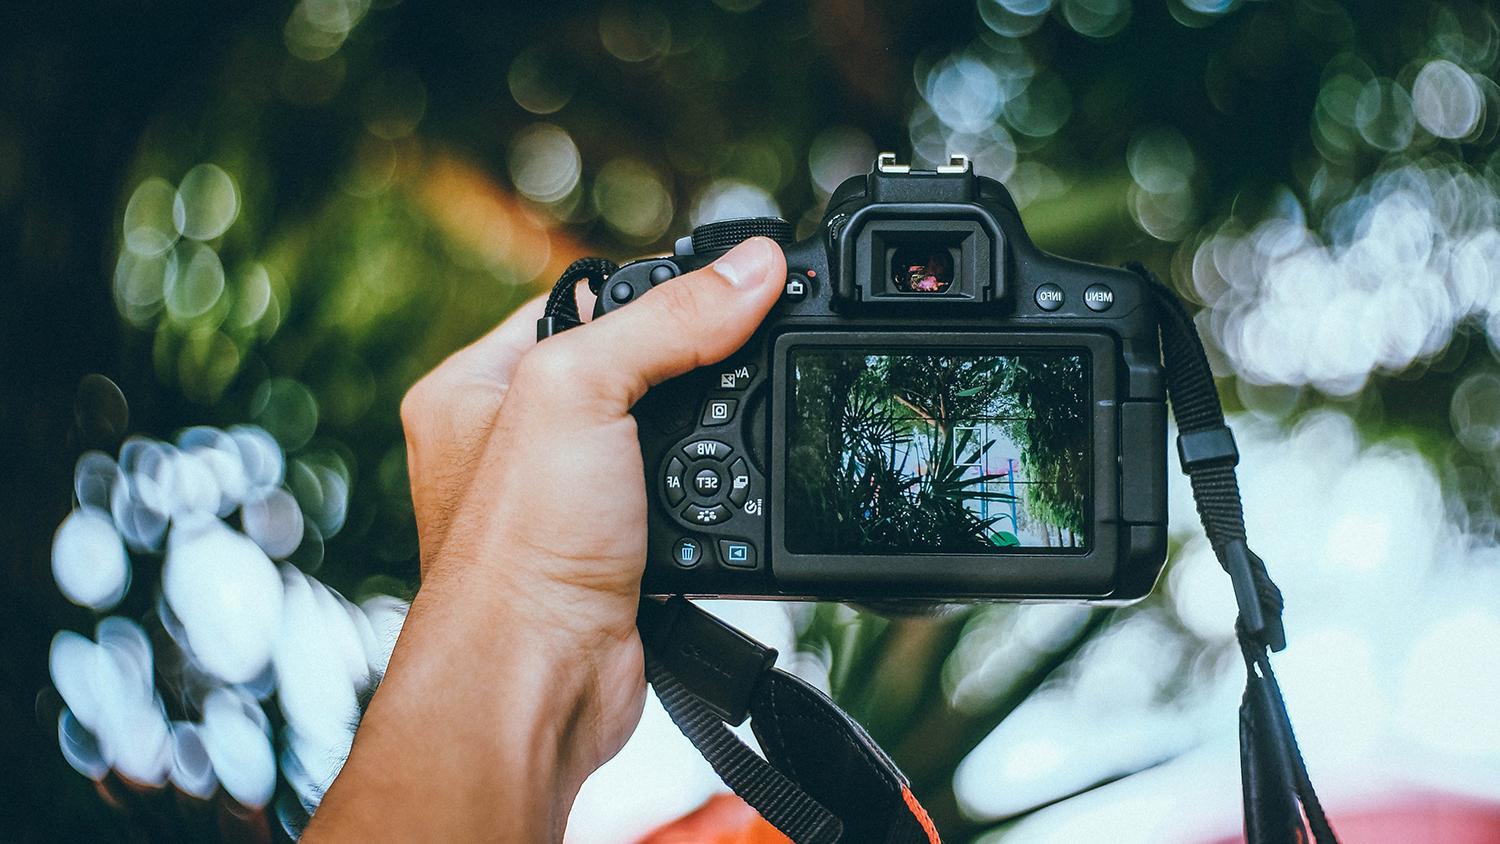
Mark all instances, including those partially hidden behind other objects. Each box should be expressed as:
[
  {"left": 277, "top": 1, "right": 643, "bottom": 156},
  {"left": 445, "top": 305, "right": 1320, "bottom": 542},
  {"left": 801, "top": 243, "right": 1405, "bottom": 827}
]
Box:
[{"left": 690, "top": 217, "right": 794, "bottom": 254}]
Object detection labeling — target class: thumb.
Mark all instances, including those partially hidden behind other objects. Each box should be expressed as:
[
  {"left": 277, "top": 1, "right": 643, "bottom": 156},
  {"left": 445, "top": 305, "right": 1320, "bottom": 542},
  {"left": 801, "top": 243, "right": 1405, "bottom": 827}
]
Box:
[{"left": 526, "top": 237, "right": 786, "bottom": 411}]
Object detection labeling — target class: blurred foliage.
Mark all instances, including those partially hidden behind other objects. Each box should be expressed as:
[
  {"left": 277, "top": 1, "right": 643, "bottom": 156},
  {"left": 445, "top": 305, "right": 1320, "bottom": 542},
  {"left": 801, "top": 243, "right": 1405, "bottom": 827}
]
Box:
[{"left": 6, "top": 0, "right": 1500, "bottom": 840}]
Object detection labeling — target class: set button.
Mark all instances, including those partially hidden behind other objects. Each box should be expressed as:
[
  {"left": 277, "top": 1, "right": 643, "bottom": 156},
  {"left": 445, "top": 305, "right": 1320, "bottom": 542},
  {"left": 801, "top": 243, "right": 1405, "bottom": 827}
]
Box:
[{"left": 693, "top": 468, "right": 722, "bottom": 496}]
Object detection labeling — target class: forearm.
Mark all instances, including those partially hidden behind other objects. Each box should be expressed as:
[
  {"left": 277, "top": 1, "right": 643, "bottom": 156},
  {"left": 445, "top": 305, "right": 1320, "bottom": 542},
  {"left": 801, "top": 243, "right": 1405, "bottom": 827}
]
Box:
[{"left": 305, "top": 580, "right": 596, "bottom": 842}]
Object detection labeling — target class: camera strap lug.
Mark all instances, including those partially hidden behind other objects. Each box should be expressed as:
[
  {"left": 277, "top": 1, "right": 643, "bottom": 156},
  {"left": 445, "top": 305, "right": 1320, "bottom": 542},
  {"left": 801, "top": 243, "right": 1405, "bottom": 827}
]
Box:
[
  {"left": 637, "top": 596, "right": 776, "bottom": 726},
  {"left": 638, "top": 596, "right": 940, "bottom": 844}
]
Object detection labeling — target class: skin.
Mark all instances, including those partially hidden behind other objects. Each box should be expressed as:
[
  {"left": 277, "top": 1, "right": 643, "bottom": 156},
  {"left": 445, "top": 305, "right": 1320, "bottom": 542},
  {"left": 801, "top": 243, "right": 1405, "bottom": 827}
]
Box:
[{"left": 304, "top": 238, "right": 787, "bottom": 842}]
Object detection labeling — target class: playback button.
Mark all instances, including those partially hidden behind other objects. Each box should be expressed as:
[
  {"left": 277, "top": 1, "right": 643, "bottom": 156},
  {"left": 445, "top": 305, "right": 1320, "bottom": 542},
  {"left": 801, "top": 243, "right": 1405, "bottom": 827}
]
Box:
[{"left": 718, "top": 540, "right": 757, "bottom": 569}]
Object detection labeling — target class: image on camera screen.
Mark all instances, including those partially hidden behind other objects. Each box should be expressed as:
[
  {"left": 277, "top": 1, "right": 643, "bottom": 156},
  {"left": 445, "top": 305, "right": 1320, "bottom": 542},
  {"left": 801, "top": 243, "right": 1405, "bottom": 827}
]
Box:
[
  {"left": 890, "top": 245, "right": 954, "bottom": 293},
  {"left": 786, "top": 350, "right": 1090, "bottom": 554}
]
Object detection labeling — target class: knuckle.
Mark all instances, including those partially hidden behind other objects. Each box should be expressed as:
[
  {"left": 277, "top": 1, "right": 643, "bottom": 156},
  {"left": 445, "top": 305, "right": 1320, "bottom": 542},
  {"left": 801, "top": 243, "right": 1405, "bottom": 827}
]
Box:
[
  {"left": 515, "top": 341, "right": 589, "bottom": 395},
  {"left": 399, "top": 378, "right": 435, "bottom": 431}
]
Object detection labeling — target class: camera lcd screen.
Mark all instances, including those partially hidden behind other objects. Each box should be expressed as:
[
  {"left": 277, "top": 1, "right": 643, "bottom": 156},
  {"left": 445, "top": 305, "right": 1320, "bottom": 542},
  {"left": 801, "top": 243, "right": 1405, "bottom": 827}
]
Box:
[{"left": 785, "top": 349, "right": 1090, "bottom": 554}]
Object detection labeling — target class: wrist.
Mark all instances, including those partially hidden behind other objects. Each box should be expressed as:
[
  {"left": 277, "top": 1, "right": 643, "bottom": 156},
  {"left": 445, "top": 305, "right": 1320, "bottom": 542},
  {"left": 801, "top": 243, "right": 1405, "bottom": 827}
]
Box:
[{"left": 309, "top": 579, "right": 599, "bottom": 841}]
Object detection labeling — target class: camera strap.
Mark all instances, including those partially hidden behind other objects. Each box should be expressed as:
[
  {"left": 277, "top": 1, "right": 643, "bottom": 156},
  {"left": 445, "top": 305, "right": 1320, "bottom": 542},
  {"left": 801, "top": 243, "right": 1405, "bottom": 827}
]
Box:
[{"left": 538, "top": 259, "right": 1338, "bottom": 844}]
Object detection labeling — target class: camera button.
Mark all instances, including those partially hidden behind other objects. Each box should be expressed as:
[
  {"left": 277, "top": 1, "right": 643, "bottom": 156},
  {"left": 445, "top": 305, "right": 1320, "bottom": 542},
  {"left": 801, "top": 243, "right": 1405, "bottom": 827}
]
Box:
[
  {"left": 693, "top": 468, "right": 722, "bottom": 497},
  {"left": 1084, "top": 284, "right": 1115, "bottom": 311},
  {"left": 683, "top": 439, "right": 732, "bottom": 461},
  {"left": 609, "top": 280, "right": 635, "bottom": 303},
  {"left": 663, "top": 457, "right": 687, "bottom": 505},
  {"left": 683, "top": 504, "right": 730, "bottom": 526},
  {"left": 1035, "top": 283, "right": 1065, "bottom": 311},
  {"left": 671, "top": 537, "right": 703, "bottom": 568},
  {"left": 727, "top": 458, "right": 751, "bottom": 505},
  {"left": 783, "top": 274, "right": 810, "bottom": 301},
  {"left": 701, "top": 399, "right": 738, "bottom": 426},
  {"left": 718, "top": 540, "right": 757, "bottom": 569},
  {"left": 649, "top": 264, "right": 676, "bottom": 285}
]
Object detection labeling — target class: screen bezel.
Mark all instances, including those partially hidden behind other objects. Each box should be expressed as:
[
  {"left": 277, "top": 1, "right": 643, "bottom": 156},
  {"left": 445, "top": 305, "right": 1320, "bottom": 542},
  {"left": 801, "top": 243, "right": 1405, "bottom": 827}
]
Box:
[{"left": 770, "top": 331, "right": 1122, "bottom": 598}]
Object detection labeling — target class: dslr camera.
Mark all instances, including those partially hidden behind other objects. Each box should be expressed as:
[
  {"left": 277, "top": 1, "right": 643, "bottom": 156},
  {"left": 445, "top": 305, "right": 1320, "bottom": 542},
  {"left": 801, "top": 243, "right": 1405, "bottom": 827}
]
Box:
[{"left": 598, "top": 155, "right": 1167, "bottom": 603}]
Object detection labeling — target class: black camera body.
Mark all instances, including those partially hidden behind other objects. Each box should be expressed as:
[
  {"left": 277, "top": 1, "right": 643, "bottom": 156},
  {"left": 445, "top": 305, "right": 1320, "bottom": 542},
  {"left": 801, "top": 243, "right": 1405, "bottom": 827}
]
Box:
[{"left": 597, "top": 156, "right": 1167, "bottom": 604}]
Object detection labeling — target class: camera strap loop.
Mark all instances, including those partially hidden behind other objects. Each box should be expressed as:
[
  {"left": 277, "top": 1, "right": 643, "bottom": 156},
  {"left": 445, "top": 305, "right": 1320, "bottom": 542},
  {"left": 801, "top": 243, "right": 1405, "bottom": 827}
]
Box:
[
  {"left": 1127, "top": 261, "right": 1336, "bottom": 844},
  {"left": 641, "top": 595, "right": 941, "bottom": 844},
  {"left": 536, "top": 257, "right": 618, "bottom": 341},
  {"left": 539, "top": 259, "right": 1337, "bottom": 844}
]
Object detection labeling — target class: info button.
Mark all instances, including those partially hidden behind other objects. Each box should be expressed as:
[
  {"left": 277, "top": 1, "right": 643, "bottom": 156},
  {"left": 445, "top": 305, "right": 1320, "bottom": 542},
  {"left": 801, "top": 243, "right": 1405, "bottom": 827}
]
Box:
[{"left": 1035, "top": 283, "right": 1064, "bottom": 311}]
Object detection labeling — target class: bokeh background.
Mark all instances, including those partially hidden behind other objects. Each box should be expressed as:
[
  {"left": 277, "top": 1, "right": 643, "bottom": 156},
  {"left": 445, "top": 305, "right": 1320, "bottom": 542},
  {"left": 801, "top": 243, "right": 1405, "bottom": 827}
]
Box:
[{"left": 5, "top": 0, "right": 1500, "bottom": 841}]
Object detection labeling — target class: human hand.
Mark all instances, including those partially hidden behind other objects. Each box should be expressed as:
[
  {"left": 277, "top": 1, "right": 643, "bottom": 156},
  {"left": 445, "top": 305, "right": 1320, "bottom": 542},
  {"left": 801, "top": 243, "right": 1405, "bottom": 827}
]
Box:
[{"left": 308, "top": 237, "right": 786, "bottom": 841}]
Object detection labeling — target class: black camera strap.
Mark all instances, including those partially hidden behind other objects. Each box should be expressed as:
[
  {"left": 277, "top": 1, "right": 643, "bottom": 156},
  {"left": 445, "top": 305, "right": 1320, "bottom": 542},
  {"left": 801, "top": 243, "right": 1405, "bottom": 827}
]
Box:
[{"left": 539, "top": 260, "right": 1338, "bottom": 844}]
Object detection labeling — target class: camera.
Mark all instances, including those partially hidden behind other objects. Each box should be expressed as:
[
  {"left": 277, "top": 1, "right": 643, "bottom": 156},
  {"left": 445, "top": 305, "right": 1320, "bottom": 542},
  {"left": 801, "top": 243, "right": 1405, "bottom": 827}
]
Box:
[{"left": 598, "top": 154, "right": 1167, "bottom": 603}]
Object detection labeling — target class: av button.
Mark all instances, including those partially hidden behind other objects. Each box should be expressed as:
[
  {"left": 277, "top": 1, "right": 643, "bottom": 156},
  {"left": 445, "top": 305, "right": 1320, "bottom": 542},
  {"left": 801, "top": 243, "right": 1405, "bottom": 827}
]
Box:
[
  {"left": 718, "top": 540, "right": 757, "bottom": 569},
  {"left": 693, "top": 468, "right": 722, "bottom": 497},
  {"left": 727, "top": 458, "right": 751, "bottom": 506},
  {"left": 672, "top": 537, "right": 703, "bottom": 568},
  {"left": 663, "top": 457, "right": 686, "bottom": 505},
  {"left": 716, "top": 364, "right": 757, "bottom": 390},
  {"left": 1035, "top": 283, "right": 1064, "bottom": 311},
  {"left": 684, "top": 504, "right": 730, "bottom": 525},
  {"left": 701, "top": 399, "right": 738, "bottom": 426},
  {"left": 1084, "top": 284, "right": 1115, "bottom": 312}
]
